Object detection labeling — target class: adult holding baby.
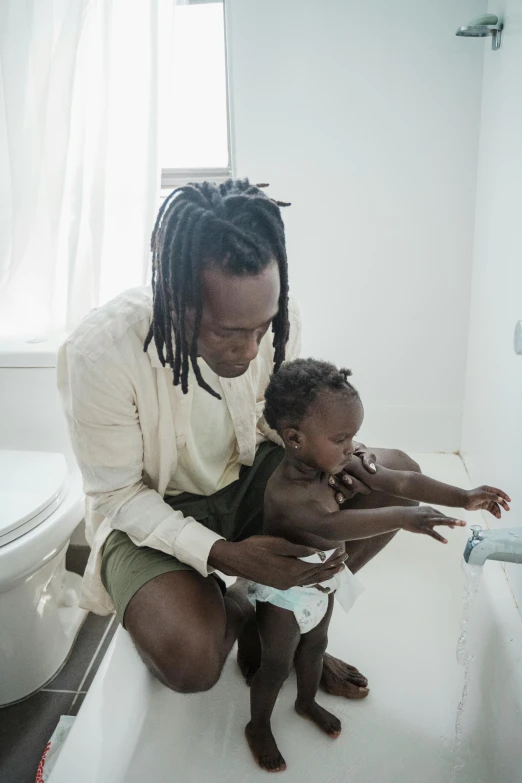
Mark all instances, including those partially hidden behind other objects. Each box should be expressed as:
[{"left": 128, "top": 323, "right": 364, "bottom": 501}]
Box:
[{"left": 59, "top": 179, "right": 446, "bottom": 698}]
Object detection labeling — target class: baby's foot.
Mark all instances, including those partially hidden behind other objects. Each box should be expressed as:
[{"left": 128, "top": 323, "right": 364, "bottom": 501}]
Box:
[
  {"left": 245, "top": 722, "right": 287, "bottom": 773},
  {"left": 295, "top": 700, "right": 342, "bottom": 738}
]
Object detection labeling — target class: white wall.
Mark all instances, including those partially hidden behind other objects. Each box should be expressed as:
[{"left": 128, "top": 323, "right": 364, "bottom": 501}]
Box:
[
  {"left": 461, "top": 1, "right": 522, "bottom": 608},
  {"left": 226, "top": 0, "right": 486, "bottom": 451}
]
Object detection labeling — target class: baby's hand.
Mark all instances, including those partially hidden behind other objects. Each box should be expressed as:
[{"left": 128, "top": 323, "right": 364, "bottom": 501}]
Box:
[
  {"left": 465, "top": 486, "right": 511, "bottom": 518},
  {"left": 402, "top": 506, "right": 466, "bottom": 544}
]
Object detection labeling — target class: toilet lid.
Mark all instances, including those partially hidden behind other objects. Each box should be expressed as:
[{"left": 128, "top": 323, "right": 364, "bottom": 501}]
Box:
[{"left": 0, "top": 451, "right": 69, "bottom": 542}]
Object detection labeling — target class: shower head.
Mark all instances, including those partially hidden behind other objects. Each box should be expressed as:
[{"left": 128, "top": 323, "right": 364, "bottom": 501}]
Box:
[
  {"left": 457, "top": 25, "right": 496, "bottom": 38},
  {"left": 456, "top": 13, "right": 503, "bottom": 50}
]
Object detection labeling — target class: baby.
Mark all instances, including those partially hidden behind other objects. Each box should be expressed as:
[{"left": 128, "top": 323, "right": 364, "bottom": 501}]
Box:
[{"left": 245, "top": 358, "right": 510, "bottom": 773}]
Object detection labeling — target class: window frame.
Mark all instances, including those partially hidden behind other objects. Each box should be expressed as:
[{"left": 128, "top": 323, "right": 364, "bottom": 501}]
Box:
[
  {"left": 160, "top": 0, "right": 232, "bottom": 192},
  {"left": 160, "top": 167, "right": 231, "bottom": 193}
]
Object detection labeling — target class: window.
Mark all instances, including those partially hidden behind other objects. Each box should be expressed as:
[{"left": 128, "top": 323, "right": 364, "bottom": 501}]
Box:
[{"left": 161, "top": 0, "right": 231, "bottom": 191}]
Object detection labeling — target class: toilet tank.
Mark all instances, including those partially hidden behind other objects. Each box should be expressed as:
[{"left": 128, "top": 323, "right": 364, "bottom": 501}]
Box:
[{"left": 0, "top": 333, "right": 73, "bottom": 457}]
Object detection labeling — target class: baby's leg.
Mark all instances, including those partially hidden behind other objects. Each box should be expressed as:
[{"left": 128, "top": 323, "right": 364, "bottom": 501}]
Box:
[
  {"left": 294, "top": 595, "right": 341, "bottom": 738},
  {"left": 246, "top": 602, "right": 301, "bottom": 773}
]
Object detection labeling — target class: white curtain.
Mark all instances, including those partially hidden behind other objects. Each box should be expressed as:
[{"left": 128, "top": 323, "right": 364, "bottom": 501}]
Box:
[{"left": 0, "top": 0, "right": 172, "bottom": 336}]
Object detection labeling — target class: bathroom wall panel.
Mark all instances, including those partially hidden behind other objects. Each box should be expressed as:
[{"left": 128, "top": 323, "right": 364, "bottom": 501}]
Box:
[
  {"left": 226, "top": 0, "right": 486, "bottom": 451},
  {"left": 462, "top": 0, "right": 522, "bottom": 611}
]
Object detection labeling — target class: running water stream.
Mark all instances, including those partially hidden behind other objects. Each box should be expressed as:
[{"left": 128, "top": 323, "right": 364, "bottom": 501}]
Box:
[{"left": 448, "top": 560, "right": 484, "bottom": 783}]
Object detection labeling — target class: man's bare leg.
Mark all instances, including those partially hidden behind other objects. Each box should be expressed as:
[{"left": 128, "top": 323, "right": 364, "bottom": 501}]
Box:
[{"left": 124, "top": 570, "right": 252, "bottom": 693}]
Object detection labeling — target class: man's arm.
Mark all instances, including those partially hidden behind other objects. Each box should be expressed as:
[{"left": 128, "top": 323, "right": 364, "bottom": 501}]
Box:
[
  {"left": 58, "top": 339, "right": 346, "bottom": 589},
  {"left": 57, "top": 341, "right": 223, "bottom": 575}
]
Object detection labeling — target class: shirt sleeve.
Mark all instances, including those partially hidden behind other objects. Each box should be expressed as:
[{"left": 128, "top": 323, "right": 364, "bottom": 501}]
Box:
[
  {"left": 57, "top": 342, "right": 224, "bottom": 575},
  {"left": 256, "top": 297, "right": 302, "bottom": 445}
]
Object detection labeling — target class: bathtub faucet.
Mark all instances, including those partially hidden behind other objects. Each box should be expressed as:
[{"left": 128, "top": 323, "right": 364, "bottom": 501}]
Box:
[{"left": 464, "top": 524, "right": 522, "bottom": 566}]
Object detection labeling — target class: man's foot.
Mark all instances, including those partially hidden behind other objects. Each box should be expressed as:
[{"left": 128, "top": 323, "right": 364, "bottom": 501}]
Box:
[
  {"left": 295, "top": 700, "right": 342, "bottom": 738},
  {"left": 320, "top": 653, "right": 370, "bottom": 699},
  {"left": 245, "top": 722, "right": 287, "bottom": 773}
]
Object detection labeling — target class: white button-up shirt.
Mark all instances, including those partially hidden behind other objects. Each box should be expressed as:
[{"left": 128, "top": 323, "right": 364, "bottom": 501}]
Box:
[{"left": 57, "top": 287, "right": 301, "bottom": 614}]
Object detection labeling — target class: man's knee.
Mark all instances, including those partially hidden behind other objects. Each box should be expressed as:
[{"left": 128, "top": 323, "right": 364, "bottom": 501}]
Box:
[
  {"left": 385, "top": 449, "right": 421, "bottom": 474},
  {"left": 143, "top": 630, "right": 224, "bottom": 694}
]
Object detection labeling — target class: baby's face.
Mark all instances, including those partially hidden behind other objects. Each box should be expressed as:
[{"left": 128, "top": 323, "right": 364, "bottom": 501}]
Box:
[{"left": 297, "top": 391, "right": 364, "bottom": 475}]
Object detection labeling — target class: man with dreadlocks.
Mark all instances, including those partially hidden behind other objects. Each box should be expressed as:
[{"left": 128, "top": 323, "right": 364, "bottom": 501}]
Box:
[{"left": 58, "top": 178, "right": 421, "bottom": 699}]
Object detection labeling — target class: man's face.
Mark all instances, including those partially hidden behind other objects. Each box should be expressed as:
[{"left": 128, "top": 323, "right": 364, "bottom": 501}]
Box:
[{"left": 184, "top": 261, "right": 281, "bottom": 378}]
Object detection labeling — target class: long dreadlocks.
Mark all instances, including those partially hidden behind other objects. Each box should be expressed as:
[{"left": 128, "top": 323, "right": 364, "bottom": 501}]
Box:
[{"left": 144, "top": 178, "right": 291, "bottom": 399}]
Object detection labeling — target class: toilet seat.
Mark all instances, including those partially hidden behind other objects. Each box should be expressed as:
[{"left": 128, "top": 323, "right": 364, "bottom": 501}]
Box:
[{"left": 0, "top": 450, "right": 69, "bottom": 547}]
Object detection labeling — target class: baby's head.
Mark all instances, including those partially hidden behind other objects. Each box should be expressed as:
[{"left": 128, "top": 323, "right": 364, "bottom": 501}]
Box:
[{"left": 264, "top": 358, "right": 364, "bottom": 475}]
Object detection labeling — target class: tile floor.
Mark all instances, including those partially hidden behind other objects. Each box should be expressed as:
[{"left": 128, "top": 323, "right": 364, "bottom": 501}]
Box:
[{"left": 0, "top": 546, "right": 118, "bottom": 783}]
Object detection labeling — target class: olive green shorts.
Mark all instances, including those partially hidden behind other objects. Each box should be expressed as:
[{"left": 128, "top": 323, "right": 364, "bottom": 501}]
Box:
[{"left": 101, "top": 442, "right": 284, "bottom": 626}]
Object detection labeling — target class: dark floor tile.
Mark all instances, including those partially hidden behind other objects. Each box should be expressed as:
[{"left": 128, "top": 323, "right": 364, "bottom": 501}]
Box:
[
  {"left": 0, "top": 691, "right": 73, "bottom": 783},
  {"left": 65, "top": 545, "right": 90, "bottom": 576},
  {"left": 67, "top": 692, "right": 86, "bottom": 717},
  {"left": 46, "top": 611, "right": 113, "bottom": 691},
  {"left": 83, "top": 615, "right": 118, "bottom": 690}
]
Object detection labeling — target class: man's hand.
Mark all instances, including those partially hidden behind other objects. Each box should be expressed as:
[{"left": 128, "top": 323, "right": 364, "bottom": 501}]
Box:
[
  {"left": 353, "top": 442, "right": 378, "bottom": 474},
  {"left": 328, "top": 471, "right": 372, "bottom": 505},
  {"left": 328, "top": 443, "right": 377, "bottom": 506},
  {"left": 401, "top": 506, "right": 466, "bottom": 544},
  {"left": 465, "top": 486, "right": 511, "bottom": 519},
  {"left": 208, "top": 537, "right": 348, "bottom": 590}
]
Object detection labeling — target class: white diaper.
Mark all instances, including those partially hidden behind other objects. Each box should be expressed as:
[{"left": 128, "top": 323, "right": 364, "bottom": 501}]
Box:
[{"left": 247, "top": 549, "right": 364, "bottom": 634}]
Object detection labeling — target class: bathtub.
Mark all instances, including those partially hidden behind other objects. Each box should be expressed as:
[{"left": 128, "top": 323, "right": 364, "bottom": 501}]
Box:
[{"left": 48, "top": 454, "right": 522, "bottom": 783}]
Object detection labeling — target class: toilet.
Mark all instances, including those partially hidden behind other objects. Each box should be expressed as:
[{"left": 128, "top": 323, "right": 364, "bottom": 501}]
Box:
[{"left": 0, "top": 334, "right": 87, "bottom": 706}]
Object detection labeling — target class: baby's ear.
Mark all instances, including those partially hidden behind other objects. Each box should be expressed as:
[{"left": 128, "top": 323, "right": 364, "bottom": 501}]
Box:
[{"left": 283, "top": 428, "right": 302, "bottom": 450}]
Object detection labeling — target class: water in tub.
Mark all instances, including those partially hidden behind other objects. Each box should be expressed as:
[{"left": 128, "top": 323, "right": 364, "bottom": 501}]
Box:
[{"left": 449, "top": 561, "right": 483, "bottom": 783}]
